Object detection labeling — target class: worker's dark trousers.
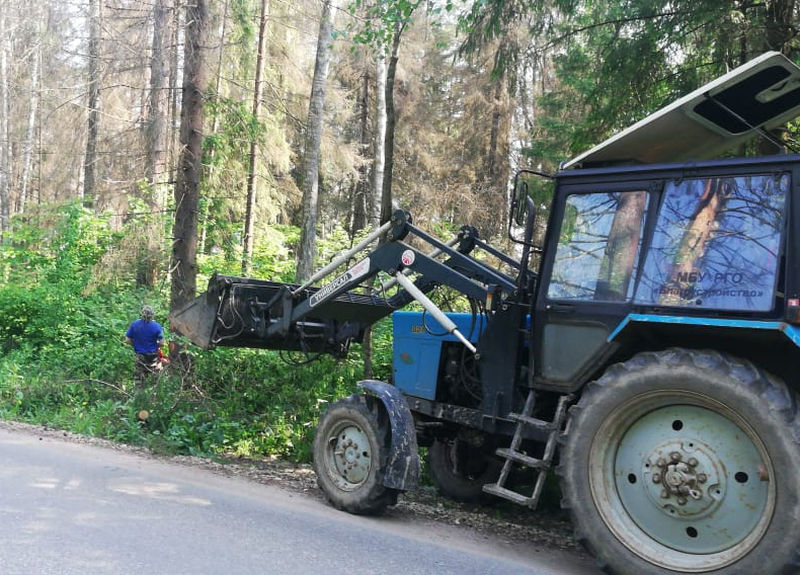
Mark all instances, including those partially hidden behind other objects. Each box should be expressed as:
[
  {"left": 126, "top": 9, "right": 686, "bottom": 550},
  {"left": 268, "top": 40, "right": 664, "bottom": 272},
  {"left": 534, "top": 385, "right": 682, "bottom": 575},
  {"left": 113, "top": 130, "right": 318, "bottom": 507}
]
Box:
[{"left": 134, "top": 353, "right": 159, "bottom": 386}]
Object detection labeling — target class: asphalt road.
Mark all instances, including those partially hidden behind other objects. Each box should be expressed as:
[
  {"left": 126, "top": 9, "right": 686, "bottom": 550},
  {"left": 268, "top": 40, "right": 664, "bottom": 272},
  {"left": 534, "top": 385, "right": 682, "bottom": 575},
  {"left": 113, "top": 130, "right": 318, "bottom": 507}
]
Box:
[{"left": 0, "top": 426, "right": 601, "bottom": 575}]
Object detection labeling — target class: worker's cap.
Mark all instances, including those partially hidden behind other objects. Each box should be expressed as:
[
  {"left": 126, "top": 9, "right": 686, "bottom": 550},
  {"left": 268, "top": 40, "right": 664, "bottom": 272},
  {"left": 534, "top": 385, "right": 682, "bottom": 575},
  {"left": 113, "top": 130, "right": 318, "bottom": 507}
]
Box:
[{"left": 141, "top": 305, "right": 155, "bottom": 320}]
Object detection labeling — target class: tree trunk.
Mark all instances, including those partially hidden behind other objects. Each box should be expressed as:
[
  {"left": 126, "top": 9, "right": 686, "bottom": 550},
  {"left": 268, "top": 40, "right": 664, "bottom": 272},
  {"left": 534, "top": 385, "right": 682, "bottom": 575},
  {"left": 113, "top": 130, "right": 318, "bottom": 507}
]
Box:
[
  {"left": 352, "top": 61, "right": 373, "bottom": 378},
  {"left": 211, "top": 0, "right": 229, "bottom": 137},
  {"left": 0, "top": 0, "right": 10, "bottom": 234},
  {"left": 146, "top": 0, "right": 171, "bottom": 196},
  {"left": 351, "top": 67, "right": 370, "bottom": 235},
  {"left": 371, "top": 53, "right": 387, "bottom": 230},
  {"left": 758, "top": 0, "right": 796, "bottom": 155},
  {"left": 242, "top": 0, "right": 270, "bottom": 275},
  {"left": 170, "top": 0, "right": 208, "bottom": 315},
  {"left": 138, "top": 0, "right": 172, "bottom": 287},
  {"left": 660, "top": 179, "right": 724, "bottom": 305},
  {"left": 765, "top": 0, "right": 795, "bottom": 53},
  {"left": 168, "top": 5, "right": 182, "bottom": 186},
  {"left": 380, "top": 23, "right": 403, "bottom": 226},
  {"left": 297, "top": 0, "right": 335, "bottom": 281},
  {"left": 19, "top": 36, "right": 40, "bottom": 215},
  {"left": 83, "top": 0, "right": 102, "bottom": 210},
  {"left": 597, "top": 192, "right": 647, "bottom": 300},
  {"left": 483, "top": 73, "right": 510, "bottom": 237},
  {"left": 200, "top": 0, "right": 230, "bottom": 254}
]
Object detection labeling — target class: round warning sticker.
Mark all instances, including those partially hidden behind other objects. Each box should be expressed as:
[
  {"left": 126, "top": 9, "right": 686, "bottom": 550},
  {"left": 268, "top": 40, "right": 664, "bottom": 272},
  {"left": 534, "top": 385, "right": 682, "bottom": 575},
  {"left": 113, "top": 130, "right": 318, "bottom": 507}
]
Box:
[{"left": 401, "top": 249, "right": 416, "bottom": 266}]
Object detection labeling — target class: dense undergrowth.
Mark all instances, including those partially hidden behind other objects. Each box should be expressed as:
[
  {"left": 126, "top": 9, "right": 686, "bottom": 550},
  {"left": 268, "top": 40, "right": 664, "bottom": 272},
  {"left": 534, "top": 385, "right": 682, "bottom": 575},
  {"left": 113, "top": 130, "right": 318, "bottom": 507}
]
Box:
[{"left": 0, "top": 202, "right": 393, "bottom": 461}]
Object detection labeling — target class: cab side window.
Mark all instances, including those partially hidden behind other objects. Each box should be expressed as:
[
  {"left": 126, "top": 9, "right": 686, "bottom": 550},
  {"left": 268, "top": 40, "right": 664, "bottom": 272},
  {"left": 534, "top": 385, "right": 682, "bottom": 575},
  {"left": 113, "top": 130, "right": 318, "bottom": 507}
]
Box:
[
  {"left": 548, "top": 191, "right": 648, "bottom": 302},
  {"left": 634, "top": 174, "right": 787, "bottom": 311}
]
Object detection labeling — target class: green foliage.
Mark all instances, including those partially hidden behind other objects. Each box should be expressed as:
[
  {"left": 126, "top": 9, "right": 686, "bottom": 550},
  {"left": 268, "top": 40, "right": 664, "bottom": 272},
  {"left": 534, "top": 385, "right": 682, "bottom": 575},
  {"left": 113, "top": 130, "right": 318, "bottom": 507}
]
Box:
[
  {"left": 0, "top": 201, "right": 116, "bottom": 285},
  {"left": 0, "top": 206, "right": 395, "bottom": 463},
  {"left": 197, "top": 224, "right": 300, "bottom": 284}
]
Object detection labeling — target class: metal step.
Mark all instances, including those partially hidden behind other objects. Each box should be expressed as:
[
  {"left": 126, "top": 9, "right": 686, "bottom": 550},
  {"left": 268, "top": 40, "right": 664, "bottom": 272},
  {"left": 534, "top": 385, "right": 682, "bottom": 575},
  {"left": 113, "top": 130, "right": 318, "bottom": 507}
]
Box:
[
  {"left": 495, "top": 448, "right": 546, "bottom": 469},
  {"left": 507, "top": 412, "right": 553, "bottom": 432},
  {"left": 482, "top": 484, "right": 536, "bottom": 507},
  {"left": 482, "top": 392, "right": 575, "bottom": 510}
]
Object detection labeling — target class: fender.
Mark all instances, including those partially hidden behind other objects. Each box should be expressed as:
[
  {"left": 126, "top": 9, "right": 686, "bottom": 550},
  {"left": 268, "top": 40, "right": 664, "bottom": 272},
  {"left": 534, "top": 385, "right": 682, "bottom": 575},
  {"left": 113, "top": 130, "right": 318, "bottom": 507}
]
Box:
[
  {"left": 359, "top": 380, "right": 420, "bottom": 491},
  {"left": 609, "top": 313, "right": 800, "bottom": 348}
]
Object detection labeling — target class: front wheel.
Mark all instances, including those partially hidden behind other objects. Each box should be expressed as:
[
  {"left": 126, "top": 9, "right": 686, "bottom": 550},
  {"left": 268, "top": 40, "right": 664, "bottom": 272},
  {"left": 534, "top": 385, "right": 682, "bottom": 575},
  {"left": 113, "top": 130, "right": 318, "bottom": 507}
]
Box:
[
  {"left": 312, "top": 394, "right": 397, "bottom": 515},
  {"left": 560, "top": 349, "right": 800, "bottom": 574}
]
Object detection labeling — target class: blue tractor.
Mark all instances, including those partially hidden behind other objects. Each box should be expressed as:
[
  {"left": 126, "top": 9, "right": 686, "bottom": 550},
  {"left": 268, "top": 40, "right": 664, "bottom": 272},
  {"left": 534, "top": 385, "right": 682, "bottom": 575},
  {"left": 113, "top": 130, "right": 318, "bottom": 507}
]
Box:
[{"left": 172, "top": 52, "right": 800, "bottom": 573}]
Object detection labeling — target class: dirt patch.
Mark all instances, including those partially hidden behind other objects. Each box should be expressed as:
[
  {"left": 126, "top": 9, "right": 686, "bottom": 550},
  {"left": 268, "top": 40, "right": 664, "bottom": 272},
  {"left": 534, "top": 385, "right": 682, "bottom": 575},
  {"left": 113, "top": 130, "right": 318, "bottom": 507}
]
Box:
[{"left": 0, "top": 419, "right": 583, "bottom": 555}]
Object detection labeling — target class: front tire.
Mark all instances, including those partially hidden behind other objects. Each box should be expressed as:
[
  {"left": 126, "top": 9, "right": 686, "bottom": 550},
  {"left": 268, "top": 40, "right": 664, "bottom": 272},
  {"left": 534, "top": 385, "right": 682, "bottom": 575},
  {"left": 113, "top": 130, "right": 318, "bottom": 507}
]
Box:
[
  {"left": 560, "top": 349, "right": 800, "bottom": 574},
  {"left": 312, "top": 394, "right": 397, "bottom": 515}
]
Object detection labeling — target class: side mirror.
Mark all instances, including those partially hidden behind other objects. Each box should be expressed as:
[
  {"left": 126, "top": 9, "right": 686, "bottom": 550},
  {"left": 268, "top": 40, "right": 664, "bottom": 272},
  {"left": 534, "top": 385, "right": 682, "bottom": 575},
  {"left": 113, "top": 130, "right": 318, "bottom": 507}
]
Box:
[
  {"left": 508, "top": 169, "right": 553, "bottom": 249},
  {"left": 512, "top": 180, "right": 529, "bottom": 227}
]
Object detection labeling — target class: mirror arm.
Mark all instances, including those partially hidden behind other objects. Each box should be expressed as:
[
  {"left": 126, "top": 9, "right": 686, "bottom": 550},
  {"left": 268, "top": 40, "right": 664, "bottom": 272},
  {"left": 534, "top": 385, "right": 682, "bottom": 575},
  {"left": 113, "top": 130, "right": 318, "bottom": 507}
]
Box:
[{"left": 514, "top": 197, "right": 542, "bottom": 292}]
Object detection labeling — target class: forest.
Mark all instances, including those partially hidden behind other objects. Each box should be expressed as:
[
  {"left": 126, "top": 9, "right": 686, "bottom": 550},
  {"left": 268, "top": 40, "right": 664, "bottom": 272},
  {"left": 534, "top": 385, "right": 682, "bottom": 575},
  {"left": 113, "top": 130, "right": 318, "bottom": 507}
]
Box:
[{"left": 0, "top": 0, "right": 797, "bottom": 459}]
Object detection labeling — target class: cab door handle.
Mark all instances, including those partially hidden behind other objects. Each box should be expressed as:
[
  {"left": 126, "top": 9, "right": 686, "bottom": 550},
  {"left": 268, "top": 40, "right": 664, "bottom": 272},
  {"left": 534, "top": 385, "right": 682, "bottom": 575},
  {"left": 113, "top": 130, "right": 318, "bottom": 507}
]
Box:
[{"left": 546, "top": 303, "right": 575, "bottom": 314}]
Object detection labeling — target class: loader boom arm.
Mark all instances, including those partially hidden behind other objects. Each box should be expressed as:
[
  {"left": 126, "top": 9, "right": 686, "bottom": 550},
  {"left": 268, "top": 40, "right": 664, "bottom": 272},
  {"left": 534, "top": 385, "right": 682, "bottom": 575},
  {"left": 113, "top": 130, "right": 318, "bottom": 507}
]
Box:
[{"left": 170, "top": 210, "right": 524, "bottom": 358}]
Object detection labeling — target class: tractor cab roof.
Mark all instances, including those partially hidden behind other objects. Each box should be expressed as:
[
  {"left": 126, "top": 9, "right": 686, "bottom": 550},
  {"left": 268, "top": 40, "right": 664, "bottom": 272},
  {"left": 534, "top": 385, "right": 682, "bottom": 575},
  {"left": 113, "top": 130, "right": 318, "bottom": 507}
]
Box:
[{"left": 563, "top": 52, "right": 800, "bottom": 170}]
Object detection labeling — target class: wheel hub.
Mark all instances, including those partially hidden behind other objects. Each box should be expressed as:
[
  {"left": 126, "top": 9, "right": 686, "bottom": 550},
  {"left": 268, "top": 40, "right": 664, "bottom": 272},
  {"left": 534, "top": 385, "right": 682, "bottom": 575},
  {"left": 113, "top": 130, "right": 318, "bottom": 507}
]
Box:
[
  {"left": 644, "top": 444, "right": 722, "bottom": 518},
  {"left": 329, "top": 424, "right": 371, "bottom": 487},
  {"left": 611, "top": 404, "right": 771, "bottom": 554}
]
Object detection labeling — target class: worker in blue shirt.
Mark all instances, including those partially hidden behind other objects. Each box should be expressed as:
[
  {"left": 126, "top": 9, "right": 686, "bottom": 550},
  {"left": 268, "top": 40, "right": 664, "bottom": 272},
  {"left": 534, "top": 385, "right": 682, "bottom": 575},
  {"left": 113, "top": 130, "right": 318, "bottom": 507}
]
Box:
[{"left": 125, "top": 305, "right": 165, "bottom": 386}]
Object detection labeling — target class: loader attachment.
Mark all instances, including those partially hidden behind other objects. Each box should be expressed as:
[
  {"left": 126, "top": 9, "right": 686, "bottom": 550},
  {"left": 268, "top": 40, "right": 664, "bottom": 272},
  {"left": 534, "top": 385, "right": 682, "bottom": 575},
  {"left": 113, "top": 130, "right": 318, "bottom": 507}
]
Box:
[
  {"left": 170, "top": 274, "right": 396, "bottom": 357},
  {"left": 170, "top": 291, "right": 218, "bottom": 350}
]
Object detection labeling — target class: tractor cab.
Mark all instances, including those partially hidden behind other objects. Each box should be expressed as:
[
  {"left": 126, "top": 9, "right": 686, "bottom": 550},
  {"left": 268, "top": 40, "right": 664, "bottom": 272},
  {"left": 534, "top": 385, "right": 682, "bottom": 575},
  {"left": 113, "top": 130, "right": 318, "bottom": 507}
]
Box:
[{"left": 521, "top": 51, "right": 800, "bottom": 391}]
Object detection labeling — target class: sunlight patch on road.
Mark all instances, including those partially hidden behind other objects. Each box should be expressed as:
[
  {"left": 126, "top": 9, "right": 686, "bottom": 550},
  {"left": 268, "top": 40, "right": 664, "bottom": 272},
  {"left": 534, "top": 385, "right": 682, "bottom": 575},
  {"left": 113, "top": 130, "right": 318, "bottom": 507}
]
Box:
[
  {"left": 30, "top": 476, "right": 60, "bottom": 489},
  {"left": 109, "top": 480, "right": 212, "bottom": 506}
]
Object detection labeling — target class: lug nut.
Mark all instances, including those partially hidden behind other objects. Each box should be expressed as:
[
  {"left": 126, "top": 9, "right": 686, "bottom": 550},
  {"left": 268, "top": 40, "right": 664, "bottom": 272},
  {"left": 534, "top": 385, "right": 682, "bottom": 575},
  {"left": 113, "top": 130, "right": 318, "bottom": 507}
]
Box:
[
  {"left": 688, "top": 457, "right": 699, "bottom": 467},
  {"left": 678, "top": 496, "right": 687, "bottom": 506},
  {"left": 697, "top": 473, "right": 707, "bottom": 483},
  {"left": 652, "top": 473, "right": 661, "bottom": 484},
  {"left": 670, "top": 451, "right": 682, "bottom": 462},
  {"left": 657, "top": 458, "right": 667, "bottom": 467}
]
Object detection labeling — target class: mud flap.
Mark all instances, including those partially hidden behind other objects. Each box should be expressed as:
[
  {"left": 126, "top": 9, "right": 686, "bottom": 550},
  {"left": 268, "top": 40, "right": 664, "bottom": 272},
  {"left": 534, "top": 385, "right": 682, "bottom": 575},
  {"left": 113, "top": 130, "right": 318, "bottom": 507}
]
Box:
[{"left": 359, "top": 380, "right": 420, "bottom": 491}]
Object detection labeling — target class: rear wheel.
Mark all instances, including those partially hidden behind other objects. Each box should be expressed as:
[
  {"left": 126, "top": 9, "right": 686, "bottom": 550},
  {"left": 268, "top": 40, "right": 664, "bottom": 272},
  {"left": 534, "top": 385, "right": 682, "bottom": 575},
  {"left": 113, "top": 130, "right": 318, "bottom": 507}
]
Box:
[
  {"left": 560, "top": 349, "right": 800, "bottom": 574},
  {"left": 427, "top": 437, "right": 501, "bottom": 503},
  {"left": 312, "top": 394, "right": 397, "bottom": 515}
]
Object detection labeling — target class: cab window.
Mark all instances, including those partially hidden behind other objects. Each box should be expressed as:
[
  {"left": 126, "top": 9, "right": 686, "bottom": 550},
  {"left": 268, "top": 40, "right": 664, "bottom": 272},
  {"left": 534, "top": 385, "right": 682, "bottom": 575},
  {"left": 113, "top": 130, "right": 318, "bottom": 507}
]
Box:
[
  {"left": 548, "top": 191, "right": 648, "bottom": 302},
  {"left": 634, "top": 174, "right": 787, "bottom": 311}
]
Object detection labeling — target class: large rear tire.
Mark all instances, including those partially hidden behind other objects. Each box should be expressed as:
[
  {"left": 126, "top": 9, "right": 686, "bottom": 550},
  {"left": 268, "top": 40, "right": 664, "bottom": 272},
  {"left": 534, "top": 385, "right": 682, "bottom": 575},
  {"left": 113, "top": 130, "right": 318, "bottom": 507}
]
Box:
[
  {"left": 427, "top": 437, "right": 501, "bottom": 503},
  {"left": 560, "top": 349, "right": 800, "bottom": 574},
  {"left": 312, "top": 394, "right": 398, "bottom": 515}
]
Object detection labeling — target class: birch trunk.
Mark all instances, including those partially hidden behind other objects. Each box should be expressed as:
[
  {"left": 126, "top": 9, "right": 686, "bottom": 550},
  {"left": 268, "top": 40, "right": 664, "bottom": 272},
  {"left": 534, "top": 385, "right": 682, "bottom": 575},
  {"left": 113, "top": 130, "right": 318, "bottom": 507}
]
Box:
[
  {"left": 351, "top": 67, "right": 370, "bottom": 235},
  {"left": 370, "top": 54, "right": 386, "bottom": 230},
  {"left": 19, "top": 41, "right": 40, "bottom": 215},
  {"left": 83, "top": 0, "right": 102, "bottom": 210},
  {"left": 379, "top": 26, "right": 402, "bottom": 226},
  {"left": 297, "top": 0, "right": 335, "bottom": 281},
  {"left": 0, "top": 1, "right": 10, "bottom": 233}
]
